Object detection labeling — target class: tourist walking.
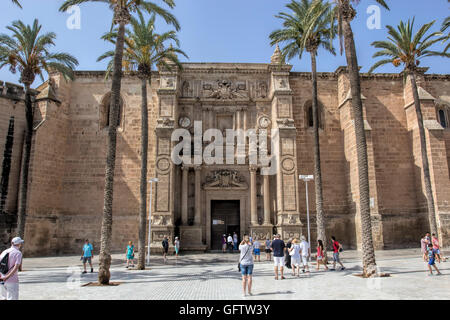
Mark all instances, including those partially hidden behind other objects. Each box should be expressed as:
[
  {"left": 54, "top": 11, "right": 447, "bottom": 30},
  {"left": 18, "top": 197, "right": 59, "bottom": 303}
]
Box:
[
  {"left": 233, "top": 232, "right": 239, "bottom": 251},
  {"left": 126, "top": 241, "right": 135, "bottom": 268},
  {"left": 431, "top": 234, "right": 441, "bottom": 263},
  {"left": 316, "top": 240, "right": 328, "bottom": 271},
  {"left": 253, "top": 238, "right": 261, "bottom": 262},
  {"left": 426, "top": 243, "right": 442, "bottom": 276},
  {"left": 222, "top": 234, "right": 227, "bottom": 253},
  {"left": 227, "top": 234, "right": 233, "bottom": 253},
  {"left": 289, "top": 238, "right": 301, "bottom": 277},
  {"left": 81, "top": 239, "right": 94, "bottom": 274},
  {"left": 174, "top": 237, "right": 180, "bottom": 259},
  {"left": 285, "top": 238, "right": 292, "bottom": 270},
  {"left": 271, "top": 234, "right": 286, "bottom": 280},
  {"left": 239, "top": 234, "right": 254, "bottom": 297},
  {"left": 162, "top": 235, "right": 169, "bottom": 263},
  {"left": 0, "top": 237, "right": 24, "bottom": 300},
  {"left": 300, "top": 236, "right": 310, "bottom": 274},
  {"left": 331, "top": 236, "right": 345, "bottom": 271},
  {"left": 265, "top": 238, "right": 272, "bottom": 261},
  {"left": 421, "top": 234, "right": 429, "bottom": 262}
]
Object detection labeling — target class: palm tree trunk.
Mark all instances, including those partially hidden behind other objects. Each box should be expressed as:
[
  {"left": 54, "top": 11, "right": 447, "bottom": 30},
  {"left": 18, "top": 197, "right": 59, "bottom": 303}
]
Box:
[
  {"left": 137, "top": 75, "right": 150, "bottom": 270},
  {"left": 409, "top": 71, "right": 438, "bottom": 236},
  {"left": 16, "top": 84, "right": 33, "bottom": 240},
  {"left": 342, "top": 17, "right": 377, "bottom": 277},
  {"left": 98, "top": 21, "right": 126, "bottom": 285},
  {"left": 310, "top": 51, "right": 327, "bottom": 262}
]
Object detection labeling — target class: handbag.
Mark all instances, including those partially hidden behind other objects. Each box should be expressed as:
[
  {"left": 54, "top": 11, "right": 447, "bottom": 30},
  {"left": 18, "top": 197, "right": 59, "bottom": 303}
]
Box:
[{"left": 238, "top": 245, "right": 251, "bottom": 272}]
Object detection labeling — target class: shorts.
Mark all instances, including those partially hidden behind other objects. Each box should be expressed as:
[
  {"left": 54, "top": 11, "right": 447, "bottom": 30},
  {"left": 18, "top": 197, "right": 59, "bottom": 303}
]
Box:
[
  {"left": 428, "top": 258, "right": 435, "bottom": 266},
  {"left": 254, "top": 248, "right": 260, "bottom": 256},
  {"left": 333, "top": 252, "right": 340, "bottom": 262},
  {"left": 273, "top": 256, "right": 285, "bottom": 267},
  {"left": 317, "top": 256, "right": 323, "bottom": 261},
  {"left": 222, "top": 244, "right": 227, "bottom": 250},
  {"left": 241, "top": 264, "right": 254, "bottom": 276},
  {"left": 163, "top": 247, "right": 169, "bottom": 254},
  {"left": 434, "top": 249, "right": 441, "bottom": 255},
  {"left": 301, "top": 255, "right": 309, "bottom": 266},
  {"left": 291, "top": 257, "right": 301, "bottom": 266},
  {"left": 265, "top": 249, "right": 271, "bottom": 253},
  {"left": 82, "top": 257, "right": 92, "bottom": 264},
  {"left": 0, "top": 282, "right": 19, "bottom": 300},
  {"left": 126, "top": 255, "right": 134, "bottom": 260}
]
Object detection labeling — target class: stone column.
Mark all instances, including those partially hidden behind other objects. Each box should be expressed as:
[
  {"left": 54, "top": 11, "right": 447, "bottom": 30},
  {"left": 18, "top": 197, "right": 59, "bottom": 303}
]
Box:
[
  {"left": 194, "top": 166, "right": 202, "bottom": 225},
  {"left": 263, "top": 173, "right": 271, "bottom": 225},
  {"left": 181, "top": 166, "right": 189, "bottom": 225},
  {"left": 250, "top": 166, "right": 258, "bottom": 225}
]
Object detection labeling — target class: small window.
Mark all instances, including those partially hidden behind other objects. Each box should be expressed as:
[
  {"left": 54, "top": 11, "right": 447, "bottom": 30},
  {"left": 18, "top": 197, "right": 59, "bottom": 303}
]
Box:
[
  {"left": 438, "top": 109, "right": 447, "bottom": 128},
  {"left": 100, "top": 92, "right": 124, "bottom": 129},
  {"left": 305, "top": 101, "right": 324, "bottom": 129}
]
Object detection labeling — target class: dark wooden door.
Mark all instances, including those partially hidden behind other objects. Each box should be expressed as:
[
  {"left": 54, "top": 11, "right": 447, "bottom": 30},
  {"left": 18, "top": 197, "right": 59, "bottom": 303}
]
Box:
[{"left": 211, "top": 200, "right": 240, "bottom": 250}]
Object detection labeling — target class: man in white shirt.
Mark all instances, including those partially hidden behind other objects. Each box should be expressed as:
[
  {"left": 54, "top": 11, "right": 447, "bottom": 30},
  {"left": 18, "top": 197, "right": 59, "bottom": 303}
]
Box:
[
  {"left": 299, "top": 235, "right": 310, "bottom": 273},
  {"left": 227, "top": 234, "right": 233, "bottom": 253},
  {"left": 0, "top": 237, "right": 24, "bottom": 300}
]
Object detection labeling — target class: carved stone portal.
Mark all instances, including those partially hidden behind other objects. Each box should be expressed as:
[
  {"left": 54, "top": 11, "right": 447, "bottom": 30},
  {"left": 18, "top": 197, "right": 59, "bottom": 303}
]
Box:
[{"left": 203, "top": 169, "right": 248, "bottom": 190}]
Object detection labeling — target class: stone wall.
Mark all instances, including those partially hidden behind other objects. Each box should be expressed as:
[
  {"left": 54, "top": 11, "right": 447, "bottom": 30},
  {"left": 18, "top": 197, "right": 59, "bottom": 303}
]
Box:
[{"left": 0, "top": 82, "right": 26, "bottom": 252}]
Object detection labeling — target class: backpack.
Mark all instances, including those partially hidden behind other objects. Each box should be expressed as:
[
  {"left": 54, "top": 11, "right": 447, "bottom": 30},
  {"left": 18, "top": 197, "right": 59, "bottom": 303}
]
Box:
[{"left": 0, "top": 252, "right": 10, "bottom": 274}]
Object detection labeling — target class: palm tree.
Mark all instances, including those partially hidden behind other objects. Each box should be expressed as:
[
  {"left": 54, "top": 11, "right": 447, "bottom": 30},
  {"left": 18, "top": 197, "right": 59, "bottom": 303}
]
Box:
[
  {"left": 98, "top": 10, "right": 187, "bottom": 270},
  {"left": 11, "top": 0, "right": 22, "bottom": 8},
  {"left": 369, "top": 18, "right": 449, "bottom": 240},
  {"left": 331, "top": 0, "right": 389, "bottom": 278},
  {"left": 0, "top": 19, "right": 78, "bottom": 240},
  {"left": 60, "top": 0, "right": 179, "bottom": 285},
  {"left": 269, "top": 0, "right": 336, "bottom": 264},
  {"left": 442, "top": 17, "right": 449, "bottom": 52}
]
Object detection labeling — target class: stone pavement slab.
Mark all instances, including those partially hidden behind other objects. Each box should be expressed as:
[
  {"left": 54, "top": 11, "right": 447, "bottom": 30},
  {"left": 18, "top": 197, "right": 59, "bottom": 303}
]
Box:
[{"left": 15, "top": 249, "right": 450, "bottom": 300}]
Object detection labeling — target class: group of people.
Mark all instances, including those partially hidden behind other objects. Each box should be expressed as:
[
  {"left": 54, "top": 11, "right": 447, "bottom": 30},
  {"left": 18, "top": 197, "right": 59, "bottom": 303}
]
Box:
[
  {"left": 421, "top": 232, "right": 443, "bottom": 275},
  {"left": 238, "top": 233, "right": 346, "bottom": 297},
  {"left": 222, "top": 232, "right": 239, "bottom": 253},
  {"left": 0, "top": 231, "right": 446, "bottom": 300}
]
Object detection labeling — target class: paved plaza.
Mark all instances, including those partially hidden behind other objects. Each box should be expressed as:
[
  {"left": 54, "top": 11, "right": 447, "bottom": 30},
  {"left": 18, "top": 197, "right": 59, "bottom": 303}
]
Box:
[{"left": 16, "top": 248, "right": 450, "bottom": 300}]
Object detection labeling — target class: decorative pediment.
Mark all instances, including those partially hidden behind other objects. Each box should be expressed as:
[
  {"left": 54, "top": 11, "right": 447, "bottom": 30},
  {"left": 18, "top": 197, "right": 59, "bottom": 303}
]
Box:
[{"left": 203, "top": 169, "right": 248, "bottom": 190}]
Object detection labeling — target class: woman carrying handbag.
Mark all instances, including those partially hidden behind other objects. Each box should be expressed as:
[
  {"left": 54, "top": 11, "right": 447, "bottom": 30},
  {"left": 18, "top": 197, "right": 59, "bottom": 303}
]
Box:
[{"left": 238, "top": 235, "right": 254, "bottom": 297}]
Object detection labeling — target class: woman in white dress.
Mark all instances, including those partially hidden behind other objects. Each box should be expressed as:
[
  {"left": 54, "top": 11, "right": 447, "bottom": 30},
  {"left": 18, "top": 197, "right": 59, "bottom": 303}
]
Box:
[{"left": 289, "top": 238, "right": 301, "bottom": 277}]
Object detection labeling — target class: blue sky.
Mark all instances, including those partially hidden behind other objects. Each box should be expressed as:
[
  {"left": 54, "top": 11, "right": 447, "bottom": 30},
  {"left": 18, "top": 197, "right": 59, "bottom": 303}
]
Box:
[{"left": 1, "top": 0, "right": 449, "bottom": 87}]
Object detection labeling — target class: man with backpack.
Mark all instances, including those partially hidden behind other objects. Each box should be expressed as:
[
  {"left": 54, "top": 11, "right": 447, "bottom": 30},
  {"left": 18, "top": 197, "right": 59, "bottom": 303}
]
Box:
[
  {"left": 331, "top": 236, "right": 345, "bottom": 271},
  {"left": 0, "top": 237, "right": 24, "bottom": 300}
]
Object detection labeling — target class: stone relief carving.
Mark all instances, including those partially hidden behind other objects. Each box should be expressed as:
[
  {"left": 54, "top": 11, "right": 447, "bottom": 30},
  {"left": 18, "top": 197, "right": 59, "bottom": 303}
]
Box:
[
  {"left": 203, "top": 80, "right": 248, "bottom": 99},
  {"left": 257, "top": 115, "right": 271, "bottom": 129},
  {"left": 151, "top": 215, "right": 172, "bottom": 226},
  {"left": 252, "top": 232, "right": 271, "bottom": 241},
  {"left": 257, "top": 81, "right": 268, "bottom": 98},
  {"left": 157, "top": 118, "right": 175, "bottom": 128},
  {"left": 182, "top": 81, "right": 193, "bottom": 97},
  {"left": 161, "top": 77, "right": 175, "bottom": 89},
  {"left": 277, "top": 118, "right": 295, "bottom": 128},
  {"left": 203, "top": 169, "right": 248, "bottom": 189}
]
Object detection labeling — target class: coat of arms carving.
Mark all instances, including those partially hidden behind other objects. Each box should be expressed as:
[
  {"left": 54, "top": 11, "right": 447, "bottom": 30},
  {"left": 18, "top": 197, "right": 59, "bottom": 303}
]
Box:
[
  {"left": 204, "top": 80, "right": 248, "bottom": 99},
  {"left": 203, "top": 169, "right": 248, "bottom": 190}
]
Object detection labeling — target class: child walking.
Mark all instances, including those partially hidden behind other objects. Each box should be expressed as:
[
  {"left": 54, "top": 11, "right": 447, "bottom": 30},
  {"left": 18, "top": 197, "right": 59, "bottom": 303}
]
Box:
[
  {"left": 426, "top": 243, "right": 441, "bottom": 276},
  {"left": 126, "top": 241, "right": 135, "bottom": 268}
]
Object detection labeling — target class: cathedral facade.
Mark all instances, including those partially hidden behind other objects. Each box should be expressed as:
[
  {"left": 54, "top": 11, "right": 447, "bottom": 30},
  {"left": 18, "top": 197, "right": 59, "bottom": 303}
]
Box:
[{"left": 1, "top": 48, "right": 450, "bottom": 256}]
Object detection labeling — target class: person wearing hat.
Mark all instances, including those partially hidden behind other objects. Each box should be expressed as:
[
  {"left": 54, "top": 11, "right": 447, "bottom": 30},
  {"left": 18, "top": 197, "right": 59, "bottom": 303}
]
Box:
[{"left": 0, "top": 237, "right": 24, "bottom": 300}]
